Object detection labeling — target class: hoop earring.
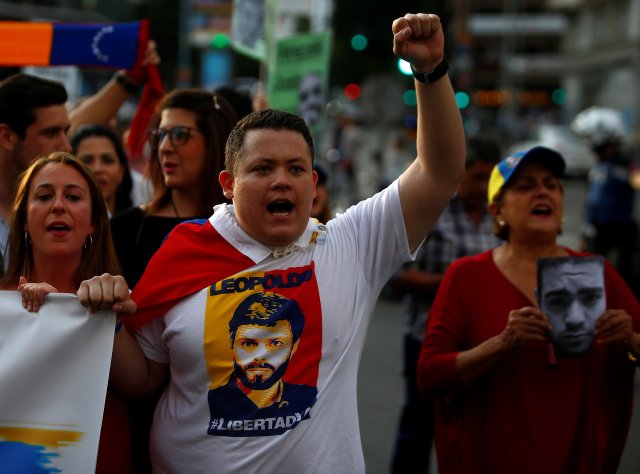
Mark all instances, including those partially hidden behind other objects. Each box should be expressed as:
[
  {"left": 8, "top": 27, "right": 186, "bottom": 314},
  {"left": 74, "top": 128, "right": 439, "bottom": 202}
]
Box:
[
  {"left": 24, "top": 231, "right": 31, "bottom": 247},
  {"left": 84, "top": 235, "right": 93, "bottom": 250}
]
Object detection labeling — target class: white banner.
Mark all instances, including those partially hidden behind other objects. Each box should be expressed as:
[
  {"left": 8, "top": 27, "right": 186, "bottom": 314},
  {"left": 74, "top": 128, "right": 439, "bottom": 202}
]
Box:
[{"left": 0, "top": 291, "right": 115, "bottom": 473}]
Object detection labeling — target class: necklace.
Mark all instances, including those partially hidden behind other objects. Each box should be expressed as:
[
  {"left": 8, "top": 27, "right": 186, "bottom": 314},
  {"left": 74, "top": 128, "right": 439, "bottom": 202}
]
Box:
[{"left": 170, "top": 198, "right": 179, "bottom": 218}]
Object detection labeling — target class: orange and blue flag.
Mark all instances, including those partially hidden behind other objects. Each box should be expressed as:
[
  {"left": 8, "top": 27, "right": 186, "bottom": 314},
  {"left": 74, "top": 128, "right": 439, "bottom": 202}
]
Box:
[{"left": 0, "top": 21, "right": 145, "bottom": 69}]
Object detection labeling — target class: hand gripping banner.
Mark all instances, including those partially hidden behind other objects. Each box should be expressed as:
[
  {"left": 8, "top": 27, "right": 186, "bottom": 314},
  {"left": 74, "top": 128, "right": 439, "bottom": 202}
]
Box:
[{"left": 0, "top": 292, "right": 115, "bottom": 473}]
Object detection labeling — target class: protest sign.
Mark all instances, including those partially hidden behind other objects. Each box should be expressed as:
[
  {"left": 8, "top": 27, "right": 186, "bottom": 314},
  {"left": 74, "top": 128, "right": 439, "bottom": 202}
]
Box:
[
  {"left": 537, "top": 255, "right": 606, "bottom": 357},
  {"left": 0, "top": 292, "right": 114, "bottom": 473},
  {"left": 267, "top": 31, "right": 331, "bottom": 133},
  {"left": 231, "top": 0, "right": 266, "bottom": 60}
]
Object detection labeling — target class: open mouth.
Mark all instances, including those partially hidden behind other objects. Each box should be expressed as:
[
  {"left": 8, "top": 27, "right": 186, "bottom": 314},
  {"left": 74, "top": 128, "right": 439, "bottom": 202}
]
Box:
[
  {"left": 531, "top": 204, "right": 552, "bottom": 216},
  {"left": 47, "top": 223, "right": 71, "bottom": 236},
  {"left": 267, "top": 200, "right": 294, "bottom": 217},
  {"left": 47, "top": 223, "right": 71, "bottom": 232}
]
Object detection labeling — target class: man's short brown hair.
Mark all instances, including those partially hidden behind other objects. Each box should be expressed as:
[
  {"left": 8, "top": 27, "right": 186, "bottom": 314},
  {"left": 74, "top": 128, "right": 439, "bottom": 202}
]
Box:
[{"left": 224, "top": 109, "right": 315, "bottom": 175}]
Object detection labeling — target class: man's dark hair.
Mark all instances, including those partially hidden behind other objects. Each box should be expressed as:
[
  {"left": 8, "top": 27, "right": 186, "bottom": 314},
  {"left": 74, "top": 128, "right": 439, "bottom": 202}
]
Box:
[
  {"left": 0, "top": 74, "right": 68, "bottom": 138},
  {"left": 229, "top": 292, "right": 305, "bottom": 346},
  {"left": 537, "top": 255, "right": 604, "bottom": 291},
  {"left": 225, "top": 108, "right": 315, "bottom": 174},
  {"left": 214, "top": 86, "right": 253, "bottom": 120},
  {"left": 465, "top": 135, "right": 501, "bottom": 169}
]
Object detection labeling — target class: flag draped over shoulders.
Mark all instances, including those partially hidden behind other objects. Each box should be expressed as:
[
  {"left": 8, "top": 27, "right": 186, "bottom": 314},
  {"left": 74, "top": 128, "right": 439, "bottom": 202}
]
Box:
[{"left": 127, "top": 219, "right": 255, "bottom": 332}]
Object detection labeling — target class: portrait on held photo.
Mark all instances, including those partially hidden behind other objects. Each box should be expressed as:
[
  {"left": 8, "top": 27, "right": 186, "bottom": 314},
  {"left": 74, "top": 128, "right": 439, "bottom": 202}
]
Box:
[{"left": 537, "top": 255, "right": 606, "bottom": 358}]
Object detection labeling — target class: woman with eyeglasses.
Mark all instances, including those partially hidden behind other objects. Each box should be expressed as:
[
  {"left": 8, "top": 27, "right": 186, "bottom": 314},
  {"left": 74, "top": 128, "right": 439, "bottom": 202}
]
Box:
[
  {"left": 109, "top": 89, "right": 237, "bottom": 288},
  {"left": 108, "top": 89, "right": 237, "bottom": 474}
]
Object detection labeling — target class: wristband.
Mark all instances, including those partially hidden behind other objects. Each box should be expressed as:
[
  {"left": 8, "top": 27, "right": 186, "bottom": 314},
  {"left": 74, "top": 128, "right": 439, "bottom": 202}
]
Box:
[
  {"left": 114, "top": 71, "right": 139, "bottom": 95},
  {"left": 411, "top": 57, "right": 449, "bottom": 84}
]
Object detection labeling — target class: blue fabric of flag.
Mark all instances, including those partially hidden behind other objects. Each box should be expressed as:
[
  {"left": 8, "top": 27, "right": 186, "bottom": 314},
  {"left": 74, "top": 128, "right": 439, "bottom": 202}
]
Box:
[{"left": 50, "top": 22, "right": 141, "bottom": 68}]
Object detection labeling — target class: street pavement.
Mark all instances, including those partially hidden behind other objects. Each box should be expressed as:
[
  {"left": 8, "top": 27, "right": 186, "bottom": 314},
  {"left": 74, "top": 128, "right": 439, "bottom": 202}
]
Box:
[{"left": 357, "top": 178, "right": 640, "bottom": 473}]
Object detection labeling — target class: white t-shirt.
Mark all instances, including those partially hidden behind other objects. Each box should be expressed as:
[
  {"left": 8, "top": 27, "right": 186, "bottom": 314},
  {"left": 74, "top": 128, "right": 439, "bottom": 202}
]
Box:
[{"left": 136, "top": 180, "right": 412, "bottom": 473}]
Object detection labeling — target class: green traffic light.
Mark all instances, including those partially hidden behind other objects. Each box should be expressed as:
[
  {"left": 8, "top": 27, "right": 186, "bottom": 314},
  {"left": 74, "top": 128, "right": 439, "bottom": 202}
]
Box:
[
  {"left": 455, "top": 91, "right": 470, "bottom": 109},
  {"left": 211, "top": 33, "right": 230, "bottom": 49},
  {"left": 397, "top": 59, "right": 412, "bottom": 76},
  {"left": 552, "top": 88, "right": 567, "bottom": 105},
  {"left": 351, "top": 34, "right": 368, "bottom": 51},
  {"left": 403, "top": 90, "right": 417, "bottom": 106}
]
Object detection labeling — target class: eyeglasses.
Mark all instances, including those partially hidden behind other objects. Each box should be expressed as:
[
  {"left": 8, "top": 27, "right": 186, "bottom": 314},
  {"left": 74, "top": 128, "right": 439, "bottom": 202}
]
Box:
[{"left": 148, "top": 126, "right": 201, "bottom": 147}]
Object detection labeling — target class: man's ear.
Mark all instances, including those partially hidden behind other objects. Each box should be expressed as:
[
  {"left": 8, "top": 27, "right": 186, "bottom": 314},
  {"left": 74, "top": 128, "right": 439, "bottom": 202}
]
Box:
[
  {"left": 219, "top": 170, "right": 234, "bottom": 200},
  {"left": 0, "top": 124, "right": 17, "bottom": 152},
  {"left": 312, "top": 169, "right": 318, "bottom": 200}
]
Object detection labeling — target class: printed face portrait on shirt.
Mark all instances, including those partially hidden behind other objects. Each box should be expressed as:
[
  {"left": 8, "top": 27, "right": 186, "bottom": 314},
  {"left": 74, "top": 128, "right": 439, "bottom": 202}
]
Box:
[
  {"left": 229, "top": 293, "right": 303, "bottom": 390},
  {"left": 205, "top": 268, "right": 321, "bottom": 437},
  {"left": 537, "top": 255, "right": 605, "bottom": 357}
]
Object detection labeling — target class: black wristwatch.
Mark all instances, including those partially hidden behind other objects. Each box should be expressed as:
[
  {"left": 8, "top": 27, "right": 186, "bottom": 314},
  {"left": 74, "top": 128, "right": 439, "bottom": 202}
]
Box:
[
  {"left": 411, "top": 57, "right": 449, "bottom": 84},
  {"left": 114, "top": 70, "right": 140, "bottom": 95}
]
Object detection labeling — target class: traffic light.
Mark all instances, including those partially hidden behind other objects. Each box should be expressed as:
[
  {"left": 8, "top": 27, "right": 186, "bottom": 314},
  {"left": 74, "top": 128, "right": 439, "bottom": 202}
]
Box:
[
  {"left": 552, "top": 88, "right": 567, "bottom": 105},
  {"left": 455, "top": 91, "right": 470, "bottom": 109},
  {"left": 350, "top": 34, "right": 368, "bottom": 51},
  {"left": 397, "top": 58, "right": 412, "bottom": 76},
  {"left": 210, "top": 33, "right": 230, "bottom": 49},
  {"left": 403, "top": 90, "right": 417, "bottom": 106},
  {"left": 344, "top": 83, "right": 361, "bottom": 100}
]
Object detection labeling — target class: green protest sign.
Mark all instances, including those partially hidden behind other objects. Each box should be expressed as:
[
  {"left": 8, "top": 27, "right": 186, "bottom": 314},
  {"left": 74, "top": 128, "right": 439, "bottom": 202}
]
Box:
[{"left": 268, "top": 31, "right": 332, "bottom": 133}]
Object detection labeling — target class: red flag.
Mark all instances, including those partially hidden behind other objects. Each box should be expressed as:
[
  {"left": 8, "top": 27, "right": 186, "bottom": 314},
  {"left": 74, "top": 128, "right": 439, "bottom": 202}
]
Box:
[
  {"left": 126, "top": 19, "right": 165, "bottom": 165},
  {"left": 127, "top": 219, "right": 255, "bottom": 331}
]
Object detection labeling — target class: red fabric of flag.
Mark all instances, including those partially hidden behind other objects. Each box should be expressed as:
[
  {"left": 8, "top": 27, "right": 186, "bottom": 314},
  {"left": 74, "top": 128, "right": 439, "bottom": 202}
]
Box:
[
  {"left": 126, "top": 19, "right": 165, "bottom": 164},
  {"left": 127, "top": 219, "right": 255, "bottom": 331}
]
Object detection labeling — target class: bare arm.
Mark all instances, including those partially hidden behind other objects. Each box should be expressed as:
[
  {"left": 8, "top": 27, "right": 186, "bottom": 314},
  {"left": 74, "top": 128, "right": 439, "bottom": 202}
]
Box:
[
  {"left": 392, "top": 13, "right": 465, "bottom": 251},
  {"left": 68, "top": 40, "right": 161, "bottom": 137},
  {"left": 109, "top": 325, "right": 169, "bottom": 399},
  {"left": 76, "top": 273, "right": 169, "bottom": 397},
  {"left": 68, "top": 77, "right": 131, "bottom": 137}
]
